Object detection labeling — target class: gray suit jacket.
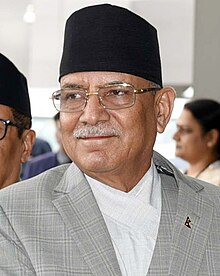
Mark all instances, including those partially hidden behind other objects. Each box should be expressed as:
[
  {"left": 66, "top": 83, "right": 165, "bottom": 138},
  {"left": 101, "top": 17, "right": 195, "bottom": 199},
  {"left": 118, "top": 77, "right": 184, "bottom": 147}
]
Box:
[{"left": 0, "top": 151, "right": 220, "bottom": 275}]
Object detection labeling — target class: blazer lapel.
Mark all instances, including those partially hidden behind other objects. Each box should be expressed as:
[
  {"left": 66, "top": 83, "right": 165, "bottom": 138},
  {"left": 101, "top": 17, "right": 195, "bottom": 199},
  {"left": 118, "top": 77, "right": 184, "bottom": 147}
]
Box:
[
  {"left": 169, "top": 176, "right": 214, "bottom": 276},
  {"left": 148, "top": 171, "right": 178, "bottom": 275},
  {"left": 150, "top": 153, "right": 215, "bottom": 275},
  {"left": 52, "top": 164, "right": 121, "bottom": 276}
]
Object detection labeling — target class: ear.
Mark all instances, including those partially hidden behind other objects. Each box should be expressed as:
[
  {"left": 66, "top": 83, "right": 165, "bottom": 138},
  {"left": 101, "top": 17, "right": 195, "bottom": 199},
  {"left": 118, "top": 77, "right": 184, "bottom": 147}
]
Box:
[
  {"left": 154, "top": 86, "right": 176, "bottom": 133},
  {"left": 206, "top": 129, "right": 219, "bottom": 148},
  {"left": 20, "top": 130, "right": 36, "bottom": 163}
]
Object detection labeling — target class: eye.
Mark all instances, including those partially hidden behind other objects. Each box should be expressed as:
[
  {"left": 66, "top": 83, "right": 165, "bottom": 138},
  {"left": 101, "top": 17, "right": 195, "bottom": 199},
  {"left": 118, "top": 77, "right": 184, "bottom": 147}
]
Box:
[
  {"left": 112, "top": 89, "right": 125, "bottom": 96},
  {"left": 0, "top": 122, "right": 4, "bottom": 131},
  {"left": 53, "top": 92, "right": 61, "bottom": 100},
  {"left": 106, "top": 87, "right": 130, "bottom": 97},
  {"left": 177, "top": 126, "right": 193, "bottom": 135},
  {"left": 62, "top": 90, "right": 84, "bottom": 101}
]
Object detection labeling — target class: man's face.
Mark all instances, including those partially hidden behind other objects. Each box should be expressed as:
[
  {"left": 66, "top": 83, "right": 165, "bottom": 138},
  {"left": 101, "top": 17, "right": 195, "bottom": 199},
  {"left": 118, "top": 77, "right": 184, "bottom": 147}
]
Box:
[
  {"left": 59, "top": 71, "right": 173, "bottom": 189},
  {"left": 0, "top": 104, "right": 33, "bottom": 189}
]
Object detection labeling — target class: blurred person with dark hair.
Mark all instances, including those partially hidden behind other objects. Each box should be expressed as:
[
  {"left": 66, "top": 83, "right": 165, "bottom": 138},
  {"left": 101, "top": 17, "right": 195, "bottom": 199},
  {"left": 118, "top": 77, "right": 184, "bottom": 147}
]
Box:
[
  {"left": 173, "top": 98, "right": 220, "bottom": 186},
  {"left": 20, "top": 137, "right": 52, "bottom": 178},
  {"left": 0, "top": 53, "right": 35, "bottom": 189},
  {"left": 31, "top": 137, "right": 52, "bottom": 157},
  {"left": 22, "top": 112, "right": 71, "bottom": 179}
]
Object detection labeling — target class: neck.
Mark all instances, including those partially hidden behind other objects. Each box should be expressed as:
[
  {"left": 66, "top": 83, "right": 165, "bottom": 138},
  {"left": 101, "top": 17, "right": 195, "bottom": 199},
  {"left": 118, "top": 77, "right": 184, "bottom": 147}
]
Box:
[
  {"left": 186, "top": 157, "right": 217, "bottom": 178},
  {"left": 84, "top": 160, "right": 152, "bottom": 193}
]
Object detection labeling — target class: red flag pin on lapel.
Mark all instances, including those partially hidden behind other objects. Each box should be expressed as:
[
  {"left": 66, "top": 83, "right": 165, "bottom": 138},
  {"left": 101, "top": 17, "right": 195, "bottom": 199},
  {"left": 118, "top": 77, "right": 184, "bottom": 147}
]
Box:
[{"left": 184, "top": 216, "right": 192, "bottom": 228}]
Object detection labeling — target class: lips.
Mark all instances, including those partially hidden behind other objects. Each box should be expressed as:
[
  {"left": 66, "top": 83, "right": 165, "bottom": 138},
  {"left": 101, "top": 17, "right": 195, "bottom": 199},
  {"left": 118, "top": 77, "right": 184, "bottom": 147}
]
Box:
[
  {"left": 80, "top": 135, "right": 114, "bottom": 139},
  {"left": 175, "top": 144, "right": 182, "bottom": 149}
]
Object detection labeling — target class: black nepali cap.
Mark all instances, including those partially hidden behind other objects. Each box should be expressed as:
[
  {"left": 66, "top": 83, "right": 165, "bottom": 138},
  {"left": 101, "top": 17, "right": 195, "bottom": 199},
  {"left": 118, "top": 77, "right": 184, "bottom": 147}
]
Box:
[
  {"left": 59, "top": 4, "right": 162, "bottom": 87},
  {"left": 0, "top": 53, "right": 31, "bottom": 118}
]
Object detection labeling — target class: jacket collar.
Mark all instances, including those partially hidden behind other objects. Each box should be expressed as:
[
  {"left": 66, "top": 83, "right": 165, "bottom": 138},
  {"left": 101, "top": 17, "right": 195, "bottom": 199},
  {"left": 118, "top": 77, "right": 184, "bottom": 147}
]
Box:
[
  {"left": 53, "top": 152, "right": 213, "bottom": 275},
  {"left": 52, "top": 163, "right": 122, "bottom": 276}
]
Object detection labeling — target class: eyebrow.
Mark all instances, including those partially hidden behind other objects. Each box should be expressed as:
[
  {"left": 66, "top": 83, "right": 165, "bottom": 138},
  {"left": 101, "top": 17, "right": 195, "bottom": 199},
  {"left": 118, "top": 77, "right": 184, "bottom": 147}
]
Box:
[
  {"left": 61, "top": 83, "right": 83, "bottom": 89},
  {"left": 61, "top": 81, "right": 126, "bottom": 89},
  {"left": 105, "top": 81, "right": 125, "bottom": 85},
  {"left": 176, "top": 124, "right": 193, "bottom": 130}
]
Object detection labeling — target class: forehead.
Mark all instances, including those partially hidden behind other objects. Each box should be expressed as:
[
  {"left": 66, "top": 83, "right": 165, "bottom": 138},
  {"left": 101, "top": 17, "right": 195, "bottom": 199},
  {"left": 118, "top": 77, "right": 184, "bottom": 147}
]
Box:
[
  {"left": 177, "top": 109, "right": 198, "bottom": 126},
  {"left": 60, "top": 71, "right": 150, "bottom": 87},
  {"left": 0, "top": 104, "right": 13, "bottom": 119}
]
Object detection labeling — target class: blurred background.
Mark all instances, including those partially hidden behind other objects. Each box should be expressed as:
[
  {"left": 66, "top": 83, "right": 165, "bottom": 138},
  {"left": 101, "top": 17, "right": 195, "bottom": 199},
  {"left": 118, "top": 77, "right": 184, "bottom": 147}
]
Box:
[{"left": 1, "top": 0, "right": 219, "bottom": 170}]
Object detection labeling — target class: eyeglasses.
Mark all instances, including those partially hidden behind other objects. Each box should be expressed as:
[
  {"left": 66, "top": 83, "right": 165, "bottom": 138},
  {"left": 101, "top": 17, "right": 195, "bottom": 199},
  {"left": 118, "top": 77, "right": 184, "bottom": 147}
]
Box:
[
  {"left": 0, "top": 119, "right": 20, "bottom": 140},
  {"left": 51, "top": 82, "right": 160, "bottom": 113}
]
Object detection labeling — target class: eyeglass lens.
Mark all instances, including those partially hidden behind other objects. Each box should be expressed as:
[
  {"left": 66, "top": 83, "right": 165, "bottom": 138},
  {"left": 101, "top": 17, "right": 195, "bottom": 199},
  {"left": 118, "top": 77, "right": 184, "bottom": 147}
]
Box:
[
  {"left": 0, "top": 121, "right": 7, "bottom": 140},
  {"left": 53, "top": 85, "right": 135, "bottom": 112}
]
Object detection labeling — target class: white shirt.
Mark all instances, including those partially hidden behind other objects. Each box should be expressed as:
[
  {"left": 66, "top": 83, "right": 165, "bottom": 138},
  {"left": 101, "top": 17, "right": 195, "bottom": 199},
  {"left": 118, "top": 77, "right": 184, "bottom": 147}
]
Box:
[{"left": 86, "top": 162, "right": 161, "bottom": 276}]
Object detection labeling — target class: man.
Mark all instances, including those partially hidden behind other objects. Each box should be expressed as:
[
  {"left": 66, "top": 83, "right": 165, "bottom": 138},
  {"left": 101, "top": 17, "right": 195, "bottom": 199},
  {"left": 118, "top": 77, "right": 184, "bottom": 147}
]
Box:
[
  {"left": 20, "top": 137, "right": 52, "bottom": 179},
  {"left": 0, "top": 5, "right": 220, "bottom": 275},
  {"left": 22, "top": 112, "right": 71, "bottom": 179},
  {"left": 0, "top": 53, "right": 35, "bottom": 189}
]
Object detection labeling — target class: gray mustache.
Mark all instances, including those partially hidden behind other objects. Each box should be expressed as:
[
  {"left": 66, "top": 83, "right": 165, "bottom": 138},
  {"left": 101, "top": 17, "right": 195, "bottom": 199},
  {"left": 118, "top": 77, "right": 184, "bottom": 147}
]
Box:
[{"left": 73, "top": 124, "right": 121, "bottom": 138}]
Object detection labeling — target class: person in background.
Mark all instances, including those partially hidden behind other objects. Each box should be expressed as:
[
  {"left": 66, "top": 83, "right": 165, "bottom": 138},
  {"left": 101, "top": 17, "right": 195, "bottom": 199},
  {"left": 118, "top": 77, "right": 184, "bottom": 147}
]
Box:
[
  {"left": 22, "top": 112, "right": 71, "bottom": 179},
  {"left": 173, "top": 98, "right": 220, "bottom": 186},
  {"left": 31, "top": 137, "right": 52, "bottom": 157},
  {"left": 1, "top": 5, "right": 220, "bottom": 275},
  {"left": 0, "top": 53, "right": 35, "bottom": 189},
  {"left": 20, "top": 137, "right": 52, "bottom": 178}
]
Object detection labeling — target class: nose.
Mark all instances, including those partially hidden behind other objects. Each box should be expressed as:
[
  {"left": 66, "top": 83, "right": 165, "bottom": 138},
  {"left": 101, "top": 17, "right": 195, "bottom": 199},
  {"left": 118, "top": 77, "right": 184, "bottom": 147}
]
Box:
[
  {"left": 79, "top": 94, "right": 109, "bottom": 125},
  {"left": 172, "top": 130, "right": 179, "bottom": 141}
]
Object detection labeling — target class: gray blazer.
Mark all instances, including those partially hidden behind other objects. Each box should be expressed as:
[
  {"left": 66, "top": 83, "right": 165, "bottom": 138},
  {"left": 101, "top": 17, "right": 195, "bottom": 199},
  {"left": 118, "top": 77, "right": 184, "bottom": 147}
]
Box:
[{"left": 0, "top": 151, "right": 220, "bottom": 275}]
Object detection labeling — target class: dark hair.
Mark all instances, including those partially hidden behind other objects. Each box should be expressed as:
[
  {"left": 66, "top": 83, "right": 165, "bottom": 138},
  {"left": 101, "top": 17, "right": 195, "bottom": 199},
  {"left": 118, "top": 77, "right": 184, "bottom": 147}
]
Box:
[
  {"left": 11, "top": 108, "right": 32, "bottom": 138},
  {"left": 53, "top": 112, "right": 60, "bottom": 122},
  {"left": 184, "top": 98, "right": 220, "bottom": 156}
]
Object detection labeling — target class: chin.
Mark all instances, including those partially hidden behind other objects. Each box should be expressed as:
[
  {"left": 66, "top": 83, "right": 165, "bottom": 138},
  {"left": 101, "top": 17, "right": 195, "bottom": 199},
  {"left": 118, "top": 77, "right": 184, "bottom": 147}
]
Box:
[
  {"left": 175, "top": 151, "right": 182, "bottom": 158},
  {"left": 79, "top": 164, "right": 111, "bottom": 174},
  {"left": 76, "top": 156, "right": 109, "bottom": 171}
]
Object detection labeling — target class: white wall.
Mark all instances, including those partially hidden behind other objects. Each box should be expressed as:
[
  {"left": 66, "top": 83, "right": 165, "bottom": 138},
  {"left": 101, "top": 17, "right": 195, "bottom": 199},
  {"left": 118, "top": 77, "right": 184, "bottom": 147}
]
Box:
[
  {"left": 193, "top": 0, "right": 220, "bottom": 101},
  {"left": 0, "top": 0, "right": 195, "bottom": 91}
]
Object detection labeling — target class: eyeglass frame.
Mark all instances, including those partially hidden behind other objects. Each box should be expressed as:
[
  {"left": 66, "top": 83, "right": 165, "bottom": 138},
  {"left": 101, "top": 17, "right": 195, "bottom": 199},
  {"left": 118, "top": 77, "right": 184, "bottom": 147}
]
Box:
[
  {"left": 51, "top": 82, "right": 161, "bottom": 113},
  {"left": 0, "top": 119, "right": 20, "bottom": 140}
]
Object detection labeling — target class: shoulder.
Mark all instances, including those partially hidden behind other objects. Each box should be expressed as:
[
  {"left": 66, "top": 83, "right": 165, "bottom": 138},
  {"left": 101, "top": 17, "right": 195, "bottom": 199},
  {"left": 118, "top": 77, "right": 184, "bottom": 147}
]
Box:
[
  {"left": 0, "top": 164, "right": 71, "bottom": 209},
  {"left": 153, "top": 150, "right": 220, "bottom": 200},
  {"left": 28, "top": 152, "right": 57, "bottom": 164},
  {"left": 22, "top": 152, "right": 59, "bottom": 179}
]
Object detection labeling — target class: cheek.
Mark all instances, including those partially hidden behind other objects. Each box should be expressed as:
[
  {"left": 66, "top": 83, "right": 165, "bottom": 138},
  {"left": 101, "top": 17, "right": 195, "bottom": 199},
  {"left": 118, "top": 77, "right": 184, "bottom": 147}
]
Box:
[
  {"left": 60, "top": 126, "right": 76, "bottom": 152},
  {"left": 125, "top": 109, "right": 157, "bottom": 150},
  {"left": 60, "top": 115, "right": 80, "bottom": 156},
  {"left": 181, "top": 135, "right": 205, "bottom": 155},
  {"left": 0, "top": 140, "right": 23, "bottom": 163},
  {"left": 185, "top": 134, "right": 201, "bottom": 145},
  {"left": 60, "top": 114, "right": 79, "bottom": 137}
]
